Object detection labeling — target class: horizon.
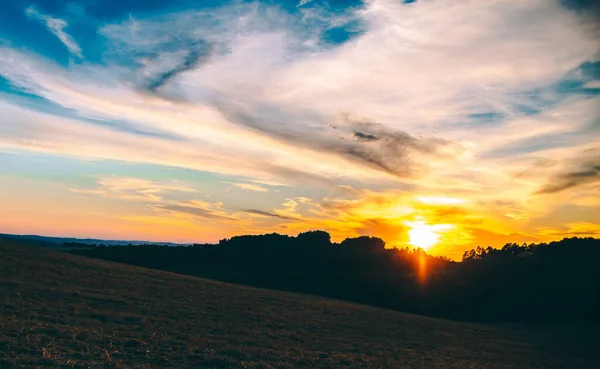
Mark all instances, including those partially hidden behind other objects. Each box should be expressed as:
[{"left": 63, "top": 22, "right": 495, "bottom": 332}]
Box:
[
  {"left": 4, "top": 230, "right": 597, "bottom": 261},
  {"left": 1, "top": 0, "right": 599, "bottom": 261}
]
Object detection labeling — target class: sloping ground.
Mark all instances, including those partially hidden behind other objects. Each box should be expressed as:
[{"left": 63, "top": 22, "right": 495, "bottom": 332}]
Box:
[{"left": 0, "top": 240, "right": 597, "bottom": 369}]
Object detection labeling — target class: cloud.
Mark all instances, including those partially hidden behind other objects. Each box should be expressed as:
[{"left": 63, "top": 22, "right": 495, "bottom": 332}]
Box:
[
  {"left": 297, "top": 0, "right": 313, "bottom": 7},
  {"left": 70, "top": 177, "right": 195, "bottom": 202},
  {"left": 416, "top": 196, "right": 468, "bottom": 205},
  {"left": 242, "top": 209, "right": 297, "bottom": 220},
  {"left": 97, "top": 177, "right": 194, "bottom": 193},
  {"left": 4, "top": 1, "right": 598, "bottom": 187},
  {"left": 143, "top": 41, "right": 213, "bottom": 92},
  {"left": 536, "top": 221, "right": 600, "bottom": 237},
  {"left": 230, "top": 182, "right": 269, "bottom": 192},
  {"left": 152, "top": 199, "right": 241, "bottom": 222},
  {"left": 514, "top": 158, "right": 559, "bottom": 179},
  {"left": 353, "top": 131, "right": 378, "bottom": 142},
  {"left": 220, "top": 104, "right": 457, "bottom": 178},
  {"left": 341, "top": 120, "right": 460, "bottom": 177},
  {"left": 0, "top": 100, "right": 344, "bottom": 189},
  {"left": 159, "top": 204, "right": 236, "bottom": 221},
  {"left": 536, "top": 150, "right": 600, "bottom": 194},
  {"left": 25, "top": 6, "right": 82, "bottom": 57}
]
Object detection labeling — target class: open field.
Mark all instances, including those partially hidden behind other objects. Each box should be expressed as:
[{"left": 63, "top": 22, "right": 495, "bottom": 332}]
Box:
[{"left": 0, "top": 239, "right": 598, "bottom": 368}]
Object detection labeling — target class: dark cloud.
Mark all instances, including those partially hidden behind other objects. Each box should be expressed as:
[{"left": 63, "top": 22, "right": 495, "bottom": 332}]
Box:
[
  {"left": 353, "top": 131, "right": 378, "bottom": 142},
  {"left": 217, "top": 104, "right": 457, "bottom": 179},
  {"left": 536, "top": 152, "right": 600, "bottom": 194},
  {"left": 242, "top": 209, "right": 297, "bottom": 220},
  {"left": 342, "top": 121, "right": 455, "bottom": 177},
  {"left": 144, "top": 41, "right": 212, "bottom": 92},
  {"left": 160, "top": 205, "right": 235, "bottom": 221}
]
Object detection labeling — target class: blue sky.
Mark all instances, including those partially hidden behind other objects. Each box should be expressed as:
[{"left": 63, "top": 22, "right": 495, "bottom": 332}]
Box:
[{"left": 0, "top": 0, "right": 599, "bottom": 258}]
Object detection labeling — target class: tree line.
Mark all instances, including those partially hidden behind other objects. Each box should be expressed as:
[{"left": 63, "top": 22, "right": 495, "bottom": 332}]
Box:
[{"left": 69, "top": 232, "right": 600, "bottom": 322}]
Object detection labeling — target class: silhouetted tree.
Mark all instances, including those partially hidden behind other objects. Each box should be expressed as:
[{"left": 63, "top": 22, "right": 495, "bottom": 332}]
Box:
[
  {"left": 64, "top": 233, "right": 600, "bottom": 323},
  {"left": 339, "top": 236, "right": 386, "bottom": 254},
  {"left": 297, "top": 230, "right": 332, "bottom": 249}
]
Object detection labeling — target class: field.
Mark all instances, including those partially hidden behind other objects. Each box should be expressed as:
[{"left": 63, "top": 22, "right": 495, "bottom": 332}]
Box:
[{"left": 0, "top": 239, "right": 597, "bottom": 368}]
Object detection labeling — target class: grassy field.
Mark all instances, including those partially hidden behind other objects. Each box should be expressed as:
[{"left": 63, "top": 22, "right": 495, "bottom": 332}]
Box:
[{"left": 0, "top": 240, "right": 598, "bottom": 368}]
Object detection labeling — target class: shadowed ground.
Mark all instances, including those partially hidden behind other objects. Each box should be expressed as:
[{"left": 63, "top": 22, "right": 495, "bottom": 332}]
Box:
[{"left": 0, "top": 239, "right": 597, "bottom": 368}]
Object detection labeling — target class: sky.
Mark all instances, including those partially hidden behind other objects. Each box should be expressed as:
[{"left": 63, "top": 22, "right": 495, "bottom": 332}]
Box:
[{"left": 0, "top": 0, "right": 599, "bottom": 259}]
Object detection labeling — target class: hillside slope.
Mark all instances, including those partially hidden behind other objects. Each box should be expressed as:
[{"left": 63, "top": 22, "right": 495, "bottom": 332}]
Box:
[{"left": 0, "top": 240, "right": 597, "bottom": 368}]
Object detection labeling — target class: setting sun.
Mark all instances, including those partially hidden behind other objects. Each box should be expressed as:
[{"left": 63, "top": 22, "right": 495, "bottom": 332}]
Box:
[
  {"left": 407, "top": 220, "right": 453, "bottom": 250},
  {"left": 408, "top": 224, "right": 438, "bottom": 250}
]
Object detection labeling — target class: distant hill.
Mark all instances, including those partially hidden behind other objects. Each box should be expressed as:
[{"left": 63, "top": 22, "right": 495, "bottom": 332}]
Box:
[
  {"left": 0, "top": 233, "right": 189, "bottom": 247},
  {"left": 1, "top": 238, "right": 598, "bottom": 368}
]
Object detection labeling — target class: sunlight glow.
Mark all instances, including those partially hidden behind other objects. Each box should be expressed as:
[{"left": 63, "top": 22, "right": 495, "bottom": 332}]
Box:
[
  {"left": 408, "top": 223, "right": 438, "bottom": 250},
  {"left": 416, "top": 196, "right": 467, "bottom": 205},
  {"left": 407, "top": 220, "right": 453, "bottom": 250}
]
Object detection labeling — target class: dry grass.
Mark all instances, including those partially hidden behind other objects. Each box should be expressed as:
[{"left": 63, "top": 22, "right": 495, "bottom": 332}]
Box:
[{"left": 0, "top": 239, "right": 597, "bottom": 368}]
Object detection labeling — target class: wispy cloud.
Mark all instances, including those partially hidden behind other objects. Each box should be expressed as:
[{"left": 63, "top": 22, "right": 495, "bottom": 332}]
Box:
[
  {"left": 159, "top": 204, "right": 236, "bottom": 221},
  {"left": 229, "top": 182, "right": 270, "bottom": 192},
  {"left": 297, "top": 0, "right": 313, "bottom": 8},
  {"left": 70, "top": 177, "right": 195, "bottom": 202},
  {"left": 144, "top": 42, "right": 213, "bottom": 92},
  {"left": 3, "top": 0, "right": 595, "bottom": 187},
  {"left": 25, "top": 6, "right": 82, "bottom": 58},
  {"left": 536, "top": 149, "right": 600, "bottom": 194},
  {"left": 242, "top": 209, "right": 297, "bottom": 220},
  {"left": 536, "top": 222, "right": 600, "bottom": 237}
]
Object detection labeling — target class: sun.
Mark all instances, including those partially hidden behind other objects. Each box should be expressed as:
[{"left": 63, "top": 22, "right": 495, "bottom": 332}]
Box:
[
  {"left": 408, "top": 223, "right": 439, "bottom": 250},
  {"left": 406, "top": 219, "right": 453, "bottom": 251}
]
